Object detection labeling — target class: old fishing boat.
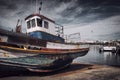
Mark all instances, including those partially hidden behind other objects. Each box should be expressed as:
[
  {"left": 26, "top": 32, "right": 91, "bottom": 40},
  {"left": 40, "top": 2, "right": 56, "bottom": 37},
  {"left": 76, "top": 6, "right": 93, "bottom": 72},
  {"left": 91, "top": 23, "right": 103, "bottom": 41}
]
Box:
[{"left": 0, "top": 4, "right": 89, "bottom": 72}]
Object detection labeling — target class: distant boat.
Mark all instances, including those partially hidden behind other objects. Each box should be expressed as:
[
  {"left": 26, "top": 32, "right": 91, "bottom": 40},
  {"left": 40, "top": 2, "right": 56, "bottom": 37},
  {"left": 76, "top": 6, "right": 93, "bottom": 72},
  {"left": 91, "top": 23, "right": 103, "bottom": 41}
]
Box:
[
  {"left": 0, "top": 2, "right": 89, "bottom": 72},
  {"left": 99, "top": 46, "right": 116, "bottom": 53}
]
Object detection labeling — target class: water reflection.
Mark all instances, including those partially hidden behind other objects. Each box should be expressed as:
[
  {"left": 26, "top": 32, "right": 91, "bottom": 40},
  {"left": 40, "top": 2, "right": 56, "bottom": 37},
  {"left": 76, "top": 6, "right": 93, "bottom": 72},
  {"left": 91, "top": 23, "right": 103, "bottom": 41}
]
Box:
[{"left": 74, "top": 45, "right": 120, "bottom": 66}]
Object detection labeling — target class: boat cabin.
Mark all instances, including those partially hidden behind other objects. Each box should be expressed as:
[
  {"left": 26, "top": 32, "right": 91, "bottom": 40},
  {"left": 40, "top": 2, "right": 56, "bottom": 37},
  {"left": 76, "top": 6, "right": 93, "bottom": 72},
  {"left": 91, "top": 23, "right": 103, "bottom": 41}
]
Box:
[{"left": 25, "top": 14, "right": 64, "bottom": 43}]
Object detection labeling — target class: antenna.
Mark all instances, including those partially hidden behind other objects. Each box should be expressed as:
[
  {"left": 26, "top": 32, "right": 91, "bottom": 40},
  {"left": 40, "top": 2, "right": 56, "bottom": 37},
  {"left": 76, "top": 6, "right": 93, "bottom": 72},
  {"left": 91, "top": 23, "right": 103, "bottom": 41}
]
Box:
[
  {"left": 35, "top": 0, "right": 42, "bottom": 14},
  {"left": 39, "top": 1, "right": 42, "bottom": 14}
]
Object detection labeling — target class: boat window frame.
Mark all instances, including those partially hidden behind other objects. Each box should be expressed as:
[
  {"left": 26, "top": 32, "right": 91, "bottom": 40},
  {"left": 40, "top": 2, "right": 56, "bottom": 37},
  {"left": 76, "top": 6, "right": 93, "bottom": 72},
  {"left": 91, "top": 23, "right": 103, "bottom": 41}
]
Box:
[
  {"left": 27, "top": 21, "right": 31, "bottom": 29},
  {"left": 37, "top": 18, "right": 42, "bottom": 27},
  {"left": 44, "top": 21, "right": 49, "bottom": 29},
  {"left": 31, "top": 19, "right": 36, "bottom": 27}
]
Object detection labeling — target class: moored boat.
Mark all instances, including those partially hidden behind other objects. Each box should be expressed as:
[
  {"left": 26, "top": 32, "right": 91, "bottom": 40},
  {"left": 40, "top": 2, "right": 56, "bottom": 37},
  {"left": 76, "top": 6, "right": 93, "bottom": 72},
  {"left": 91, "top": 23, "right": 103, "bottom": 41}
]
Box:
[
  {"left": 0, "top": 42, "right": 89, "bottom": 72},
  {"left": 99, "top": 46, "right": 116, "bottom": 53},
  {"left": 0, "top": 2, "right": 89, "bottom": 72}
]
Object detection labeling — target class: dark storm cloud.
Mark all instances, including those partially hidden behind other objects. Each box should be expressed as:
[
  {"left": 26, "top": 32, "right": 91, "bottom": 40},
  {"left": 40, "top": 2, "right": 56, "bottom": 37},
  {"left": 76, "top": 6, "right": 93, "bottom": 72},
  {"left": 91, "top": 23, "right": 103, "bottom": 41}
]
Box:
[
  {"left": 0, "top": 0, "right": 120, "bottom": 24},
  {"left": 0, "top": 0, "right": 120, "bottom": 40},
  {"left": 0, "top": 0, "right": 17, "bottom": 10},
  {"left": 0, "top": 0, "right": 34, "bottom": 31},
  {"left": 98, "top": 32, "right": 120, "bottom": 40},
  {"left": 0, "top": 0, "right": 26, "bottom": 18},
  {"left": 57, "top": 0, "right": 120, "bottom": 25}
]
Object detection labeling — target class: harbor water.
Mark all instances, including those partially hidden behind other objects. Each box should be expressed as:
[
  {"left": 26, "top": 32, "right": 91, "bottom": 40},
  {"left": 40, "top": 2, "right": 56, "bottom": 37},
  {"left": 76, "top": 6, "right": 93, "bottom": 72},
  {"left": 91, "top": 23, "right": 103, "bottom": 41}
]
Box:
[{"left": 74, "top": 45, "right": 120, "bottom": 66}]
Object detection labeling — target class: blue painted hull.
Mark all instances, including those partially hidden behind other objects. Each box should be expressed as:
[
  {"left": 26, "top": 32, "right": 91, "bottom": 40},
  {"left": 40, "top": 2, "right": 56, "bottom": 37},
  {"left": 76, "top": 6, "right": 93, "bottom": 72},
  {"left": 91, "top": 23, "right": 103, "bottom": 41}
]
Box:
[{"left": 29, "top": 31, "right": 64, "bottom": 43}]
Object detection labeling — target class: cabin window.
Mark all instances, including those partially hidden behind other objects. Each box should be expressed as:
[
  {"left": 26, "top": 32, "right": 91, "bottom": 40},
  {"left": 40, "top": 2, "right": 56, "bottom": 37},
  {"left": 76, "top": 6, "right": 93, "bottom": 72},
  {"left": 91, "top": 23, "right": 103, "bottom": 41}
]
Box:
[
  {"left": 27, "top": 21, "right": 31, "bottom": 29},
  {"left": 44, "top": 21, "right": 49, "bottom": 29},
  {"left": 32, "top": 19, "right": 36, "bottom": 27},
  {"left": 37, "top": 18, "right": 42, "bottom": 27}
]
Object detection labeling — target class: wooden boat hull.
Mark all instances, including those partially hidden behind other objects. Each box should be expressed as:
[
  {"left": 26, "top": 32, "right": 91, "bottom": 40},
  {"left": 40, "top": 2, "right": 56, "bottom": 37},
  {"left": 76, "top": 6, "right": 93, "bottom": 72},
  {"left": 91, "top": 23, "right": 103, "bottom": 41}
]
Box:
[
  {"left": 0, "top": 45, "right": 89, "bottom": 72},
  {"left": 0, "top": 56, "right": 73, "bottom": 72},
  {"left": 0, "top": 51, "right": 88, "bottom": 72}
]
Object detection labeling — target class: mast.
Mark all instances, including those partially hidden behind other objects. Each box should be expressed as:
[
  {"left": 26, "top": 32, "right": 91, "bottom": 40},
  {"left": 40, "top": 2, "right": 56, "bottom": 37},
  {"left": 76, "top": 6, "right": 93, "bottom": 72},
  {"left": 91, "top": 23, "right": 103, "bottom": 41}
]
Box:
[
  {"left": 39, "top": 2, "right": 42, "bottom": 14},
  {"left": 16, "top": 19, "right": 22, "bottom": 33},
  {"left": 35, "top": 0, "right": 42, "bottom": 14}
]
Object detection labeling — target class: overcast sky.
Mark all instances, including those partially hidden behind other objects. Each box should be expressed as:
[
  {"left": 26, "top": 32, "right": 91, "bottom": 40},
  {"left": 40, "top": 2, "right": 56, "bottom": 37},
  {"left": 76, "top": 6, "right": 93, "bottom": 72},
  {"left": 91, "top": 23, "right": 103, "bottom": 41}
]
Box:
[{"left": 0, "top": 0, "right": 120, "bottom": 41}]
